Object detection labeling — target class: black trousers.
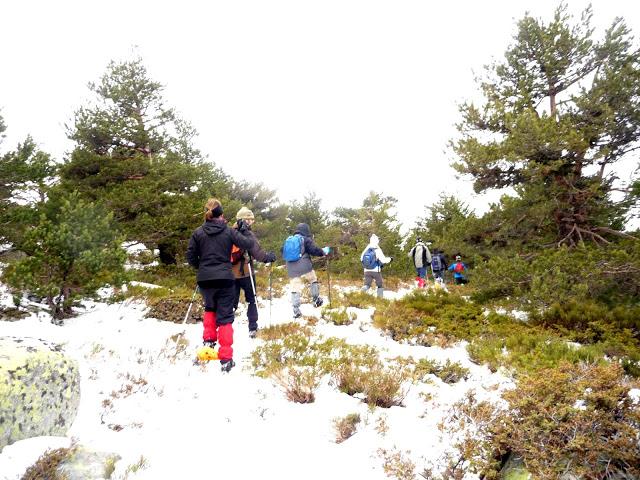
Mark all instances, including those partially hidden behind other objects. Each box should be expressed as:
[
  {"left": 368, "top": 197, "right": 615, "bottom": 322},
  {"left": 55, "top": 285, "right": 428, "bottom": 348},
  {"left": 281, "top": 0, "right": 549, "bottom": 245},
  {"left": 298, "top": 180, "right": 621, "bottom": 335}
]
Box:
[
  {"left": 234, "top": 276, "right": 258, "bottom": 331},
  {"left": 198, "top": 279, "right": 235, "bottom": 325}
]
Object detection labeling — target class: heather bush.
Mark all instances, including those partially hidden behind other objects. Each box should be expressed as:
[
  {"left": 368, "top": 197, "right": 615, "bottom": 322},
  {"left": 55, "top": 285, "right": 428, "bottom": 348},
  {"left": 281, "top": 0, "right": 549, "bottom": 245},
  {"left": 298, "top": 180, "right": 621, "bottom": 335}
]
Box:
[
  {"left": 333, "top": 413, "right": 361, "bottom": 443},
  {"left": 414, "top": 358, "right": 470, "bottom": 384},
  {"left": 273, "top": 366, "right": 322, "bottom": 403},
  {"left": 478, "top": 363, "right": 640, "bottom": 479},
  {"left": 321, "top": 306, "right": 356, "bottom": 325}
]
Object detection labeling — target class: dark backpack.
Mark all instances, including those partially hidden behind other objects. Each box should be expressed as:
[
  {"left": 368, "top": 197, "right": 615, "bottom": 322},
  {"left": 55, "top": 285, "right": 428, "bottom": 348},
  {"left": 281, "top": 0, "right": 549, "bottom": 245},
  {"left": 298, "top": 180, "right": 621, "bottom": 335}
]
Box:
[
  {"left": 362, "top": 247, "right": 379, "bottom": 269},
  {"left": 431, "top": 254, "right": 443, "bottom": 271},
  {"left": 282, "top": 234, "right": 304, "bottom": 262},
  {"left": 454, "top": 262, "right": 465, "bottom": 274}
]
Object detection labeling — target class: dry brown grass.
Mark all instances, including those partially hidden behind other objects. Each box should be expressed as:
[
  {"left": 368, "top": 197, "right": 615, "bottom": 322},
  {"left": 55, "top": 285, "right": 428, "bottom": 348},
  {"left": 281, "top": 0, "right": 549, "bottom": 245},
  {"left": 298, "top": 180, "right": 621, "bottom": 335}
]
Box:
[
  {"left": 257, "top": 322, "right": 313, "bottom": 341},
  {"left": 273, "top": 366, "right": 322, "bottom": 403},
  {"left": 333, "top": 413, "right": 361, "bottom": 443}
]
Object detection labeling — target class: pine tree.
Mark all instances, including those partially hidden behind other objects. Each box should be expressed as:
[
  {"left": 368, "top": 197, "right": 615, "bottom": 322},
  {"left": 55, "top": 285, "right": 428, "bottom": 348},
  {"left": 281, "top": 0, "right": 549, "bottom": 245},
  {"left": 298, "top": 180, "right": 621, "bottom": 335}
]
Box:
[
  {"left": 3, "top": 194, "right": 127, "bottom": 320},
  {"left": 330, "top": 192, "right": 407, "bottom": 276},
  {"left": 416, "top": 195, "right": 480, "bottom": 262},
  {"left": 60, "top": 58, "right": 231, "bottom": 264},
  {"left": 287, "top": 193, "right": 328, "bottom": 237},
  {"left": 0, "top": 136, "right": 57, "bottom": 247},
  {"left": 453, "top": 3, "right": 640, "bottom": 247},
  {"left": 0, "top": 112, "right": 6, "bottom": 143}
]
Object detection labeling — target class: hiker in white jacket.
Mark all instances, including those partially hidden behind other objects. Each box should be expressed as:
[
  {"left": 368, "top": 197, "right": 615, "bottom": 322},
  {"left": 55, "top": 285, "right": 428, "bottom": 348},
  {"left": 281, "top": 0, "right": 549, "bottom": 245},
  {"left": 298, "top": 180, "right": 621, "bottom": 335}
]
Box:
[{"left": 360, "top": 234, "right": 392, "bottom": 298}]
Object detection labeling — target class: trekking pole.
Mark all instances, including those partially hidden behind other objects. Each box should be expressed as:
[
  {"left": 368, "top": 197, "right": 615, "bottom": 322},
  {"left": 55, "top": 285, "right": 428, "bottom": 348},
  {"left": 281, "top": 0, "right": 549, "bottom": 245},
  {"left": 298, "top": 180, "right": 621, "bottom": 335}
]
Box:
[
  {"left": 161, "top": 283, "right": 197, "bottom": 363},
  {"left": 268, "top": 263, "right": 273, "bottom": 326},
  {"left": 246, "top": 255, "right": 257, "bottom": 299},
  {"left": 246, "top": 257, "right": 261, "bottom": 330},
  {"left": 326, "top": 253, "right": 332, "bottom": 308},
  {"left": 183, "top": 284, "right": 199, "bottom": 324}
]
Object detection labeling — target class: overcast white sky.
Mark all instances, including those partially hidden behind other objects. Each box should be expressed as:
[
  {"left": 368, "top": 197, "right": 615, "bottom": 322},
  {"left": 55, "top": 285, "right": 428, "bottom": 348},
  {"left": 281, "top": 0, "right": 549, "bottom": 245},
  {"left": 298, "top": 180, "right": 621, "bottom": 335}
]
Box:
[{"left": 1, "top": 0, "right": 639, "bottom": 229}]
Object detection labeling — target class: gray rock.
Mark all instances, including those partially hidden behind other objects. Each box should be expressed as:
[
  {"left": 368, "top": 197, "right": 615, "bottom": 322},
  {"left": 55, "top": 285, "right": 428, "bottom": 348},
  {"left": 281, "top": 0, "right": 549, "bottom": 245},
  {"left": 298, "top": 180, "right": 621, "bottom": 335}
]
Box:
[{"left": 0, "top": 337, "right": 80, "bottom": 449}]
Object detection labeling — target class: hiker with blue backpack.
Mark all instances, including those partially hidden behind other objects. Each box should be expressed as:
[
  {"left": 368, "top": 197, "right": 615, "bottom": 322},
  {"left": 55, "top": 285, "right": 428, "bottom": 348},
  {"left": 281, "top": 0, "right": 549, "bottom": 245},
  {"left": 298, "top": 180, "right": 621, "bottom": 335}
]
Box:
[
  {"left": 408, "top": 237, "right": 432, "bottom": 288},
  {"left": 282, "top": 223, "right": 330, "bottom": 318},
  {"left": 361, "top": 234, "right": 392, "bottom": 298},
  {"left": 448, "top": 255, "right": 468, "bottom": 285}
]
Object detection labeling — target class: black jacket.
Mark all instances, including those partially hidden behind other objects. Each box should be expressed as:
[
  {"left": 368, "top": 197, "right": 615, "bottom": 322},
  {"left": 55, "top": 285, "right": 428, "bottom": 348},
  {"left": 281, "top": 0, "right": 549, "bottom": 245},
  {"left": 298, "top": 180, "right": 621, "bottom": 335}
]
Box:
[{"left": 186, "top": 218, "right": 255, "bottom": 282}]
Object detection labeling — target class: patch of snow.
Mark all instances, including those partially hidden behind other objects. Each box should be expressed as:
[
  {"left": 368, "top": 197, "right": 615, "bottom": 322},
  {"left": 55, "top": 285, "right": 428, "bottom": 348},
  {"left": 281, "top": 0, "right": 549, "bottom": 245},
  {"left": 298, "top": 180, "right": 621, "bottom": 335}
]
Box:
[
  {"left": 128, "top": 281, "right": 163, "bottom": 290},
  {"left": 0, "top": 282, "right": 513, "bottom": 480},
  {"left": 122, "top": 242, "right": 148, "bottom": 255},
  {"left": 0, "top": 437, "right": 72, "bottom": 480}
]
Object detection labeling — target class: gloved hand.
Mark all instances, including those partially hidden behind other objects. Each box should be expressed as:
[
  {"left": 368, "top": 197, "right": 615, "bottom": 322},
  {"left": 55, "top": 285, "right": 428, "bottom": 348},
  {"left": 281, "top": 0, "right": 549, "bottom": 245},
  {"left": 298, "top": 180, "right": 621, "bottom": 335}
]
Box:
[
  {"left": 237, "top": 219, "right": 249, "bottom": 234},
  {"left": 265, "top": 252, "right": 276, "bottom": 263},
  {"left": 322, "top": 246, "right": 331, "bottom": 255}
]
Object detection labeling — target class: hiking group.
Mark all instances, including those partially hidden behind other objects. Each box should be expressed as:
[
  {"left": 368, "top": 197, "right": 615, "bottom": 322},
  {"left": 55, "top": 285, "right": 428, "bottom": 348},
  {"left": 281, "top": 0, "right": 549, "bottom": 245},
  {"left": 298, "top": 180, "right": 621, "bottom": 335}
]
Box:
[
  {"left": 186, "top": 198, "right": 469, "bottom": 372},
  {"left": 407, "top": 237, "right": 468, "bottom": 287}
]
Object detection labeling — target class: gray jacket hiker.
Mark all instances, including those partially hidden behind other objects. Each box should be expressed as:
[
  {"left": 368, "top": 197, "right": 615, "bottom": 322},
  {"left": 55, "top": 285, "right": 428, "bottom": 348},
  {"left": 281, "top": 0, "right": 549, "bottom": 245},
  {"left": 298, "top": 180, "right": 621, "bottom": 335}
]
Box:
[
  {"left": 285, "top": 223, "right": 326, "bottom": 278},
  {"left": 284, "top": 223, "right": 327, "bottom": 318}
]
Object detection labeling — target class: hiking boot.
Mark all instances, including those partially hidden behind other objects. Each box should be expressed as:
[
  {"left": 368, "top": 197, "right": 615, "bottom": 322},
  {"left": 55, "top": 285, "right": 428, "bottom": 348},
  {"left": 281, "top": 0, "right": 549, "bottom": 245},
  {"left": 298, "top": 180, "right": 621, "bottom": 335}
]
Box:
[
  {"left": 293, "top": 310, "right": 302, "bottom": 319},
  {"left": 203, "top": 340, "right": 216, "bottom": 349},
  {"left": 249, "top": 330, "right": 257, "bottom": 339},
  {"left": 313, "top": 296, "right": 323, "bottom": 308},
  {"left": 220, "top": 359, "right": 235, "bottom": 373}
]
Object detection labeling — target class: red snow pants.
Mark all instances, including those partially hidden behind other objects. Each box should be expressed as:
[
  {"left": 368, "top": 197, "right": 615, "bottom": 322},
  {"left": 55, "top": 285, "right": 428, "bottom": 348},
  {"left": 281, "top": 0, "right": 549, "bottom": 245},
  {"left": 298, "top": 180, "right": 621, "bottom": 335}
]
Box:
[{"left": 200, "top": 280, "right": 235, "bottom": 361}]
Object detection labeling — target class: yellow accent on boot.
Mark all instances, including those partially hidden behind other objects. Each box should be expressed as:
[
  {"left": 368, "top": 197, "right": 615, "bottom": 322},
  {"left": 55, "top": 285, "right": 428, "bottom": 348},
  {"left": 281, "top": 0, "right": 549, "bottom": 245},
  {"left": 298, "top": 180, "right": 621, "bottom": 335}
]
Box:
[{"left": 196, "top": 346, "right": 219, "bottom": 362}]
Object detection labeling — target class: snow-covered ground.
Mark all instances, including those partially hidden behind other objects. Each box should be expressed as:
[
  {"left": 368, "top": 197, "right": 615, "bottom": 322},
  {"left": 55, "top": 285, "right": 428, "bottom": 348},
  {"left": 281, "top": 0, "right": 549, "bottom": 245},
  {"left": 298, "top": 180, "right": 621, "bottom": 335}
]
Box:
[{"left": 0, "top": 283, "right": 513, "bottom": 480}]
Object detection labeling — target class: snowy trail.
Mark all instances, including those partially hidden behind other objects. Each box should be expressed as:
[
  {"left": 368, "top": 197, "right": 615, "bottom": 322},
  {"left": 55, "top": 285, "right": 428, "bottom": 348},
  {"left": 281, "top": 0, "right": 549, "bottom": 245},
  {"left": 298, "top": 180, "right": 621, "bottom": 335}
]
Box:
[{"left": 0, "top": 287, "right": 512, "bottom": 480}]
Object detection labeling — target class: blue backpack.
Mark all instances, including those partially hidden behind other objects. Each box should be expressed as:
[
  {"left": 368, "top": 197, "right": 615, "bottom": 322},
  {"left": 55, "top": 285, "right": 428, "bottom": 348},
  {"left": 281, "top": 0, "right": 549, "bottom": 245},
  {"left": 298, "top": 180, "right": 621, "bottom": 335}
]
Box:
[
  {"left": 361, "top": 247, "right": 379, "bottom": 269},
  {"left": 431, "top": 254, "right": 443, "bottom": 271},
  {"left": 282, "top": 234, "right": 304, "bottom": 262}
]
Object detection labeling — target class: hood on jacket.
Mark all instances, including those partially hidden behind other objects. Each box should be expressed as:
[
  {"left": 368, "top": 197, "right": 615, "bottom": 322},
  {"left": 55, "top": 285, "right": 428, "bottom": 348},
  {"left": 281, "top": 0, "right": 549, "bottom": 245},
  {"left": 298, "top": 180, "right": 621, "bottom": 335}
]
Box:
[
  {"left": 368, "top": 234, "right": 380, "bottom": 248},
  {"left": 295, "top": 223, "right": 312, "bottom": 237},
  {"left": 202, "top": 218, "right": 227, "bottom": 236}
]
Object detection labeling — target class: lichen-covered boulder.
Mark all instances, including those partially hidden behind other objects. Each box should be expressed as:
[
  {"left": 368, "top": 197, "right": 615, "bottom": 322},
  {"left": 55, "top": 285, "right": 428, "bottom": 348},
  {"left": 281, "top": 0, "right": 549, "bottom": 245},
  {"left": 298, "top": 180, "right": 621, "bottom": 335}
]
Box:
[{"left": 0, "top": 337, "right": 80, "bottom": 449}]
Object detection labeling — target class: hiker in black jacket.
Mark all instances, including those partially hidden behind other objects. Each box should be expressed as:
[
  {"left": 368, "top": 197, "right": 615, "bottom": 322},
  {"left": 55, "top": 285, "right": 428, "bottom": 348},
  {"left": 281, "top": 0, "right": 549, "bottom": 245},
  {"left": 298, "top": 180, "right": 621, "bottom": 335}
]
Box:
[
  {"left": 186, "top": 198, "right": 254, "bottom": 373},
  {"left": 431, "top": 248, "right": 448, "bottom": 284}
]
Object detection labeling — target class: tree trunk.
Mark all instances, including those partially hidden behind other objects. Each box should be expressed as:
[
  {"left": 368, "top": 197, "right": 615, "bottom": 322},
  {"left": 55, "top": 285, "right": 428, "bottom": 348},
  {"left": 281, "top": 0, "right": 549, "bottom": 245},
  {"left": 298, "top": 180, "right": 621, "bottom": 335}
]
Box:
[
  {"left": 62, "top": 286, "right": 73, "bottom": 316},
  {"left": 158, "top": 242, "right": 177, "bottom": 265},
  {"left": 553, "top": 175, "right": 610, "bottom": 247},
  {"left": 549, "top": 89, "right": 557, "bottom": 118}
]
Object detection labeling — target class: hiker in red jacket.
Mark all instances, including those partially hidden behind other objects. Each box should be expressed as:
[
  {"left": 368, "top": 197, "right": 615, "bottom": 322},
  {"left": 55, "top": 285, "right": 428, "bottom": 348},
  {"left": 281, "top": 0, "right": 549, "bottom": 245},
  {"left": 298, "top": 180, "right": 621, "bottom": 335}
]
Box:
[
  {"left": 186, "top": 198, "right": 254, "bottom": 373},
  {"left": 448, "top": 255, "right": 468, "bottom": 285}
]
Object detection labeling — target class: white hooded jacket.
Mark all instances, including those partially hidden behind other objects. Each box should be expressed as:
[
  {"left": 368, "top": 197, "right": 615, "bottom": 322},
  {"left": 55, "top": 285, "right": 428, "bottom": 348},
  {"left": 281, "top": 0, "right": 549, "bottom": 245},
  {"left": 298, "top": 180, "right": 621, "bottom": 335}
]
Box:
[{"left": 360, "top": 234, "right": 392, "bottom": 272}]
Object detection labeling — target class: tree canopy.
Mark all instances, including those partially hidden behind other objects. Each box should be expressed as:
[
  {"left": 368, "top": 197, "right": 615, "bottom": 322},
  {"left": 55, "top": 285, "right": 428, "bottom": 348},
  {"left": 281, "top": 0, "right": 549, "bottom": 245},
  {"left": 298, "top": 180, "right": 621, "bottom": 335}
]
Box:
[{"left": 454, "top": 3, "right": 640, "bottom": 247}]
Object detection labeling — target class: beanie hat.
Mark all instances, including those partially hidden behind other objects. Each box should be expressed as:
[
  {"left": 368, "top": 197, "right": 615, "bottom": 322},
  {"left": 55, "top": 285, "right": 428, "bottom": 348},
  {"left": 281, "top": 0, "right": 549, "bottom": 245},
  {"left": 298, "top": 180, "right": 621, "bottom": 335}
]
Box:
[{"left": 236, "top": 207, "right": 255, "bottom": 220}]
